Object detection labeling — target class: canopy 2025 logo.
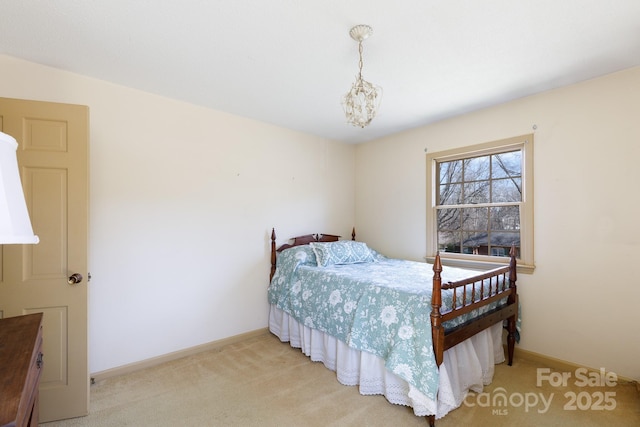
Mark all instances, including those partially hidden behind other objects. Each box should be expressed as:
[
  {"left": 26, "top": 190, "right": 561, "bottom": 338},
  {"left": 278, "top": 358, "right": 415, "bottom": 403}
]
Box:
[
  {"left": 537, "top": 367, "right": 617, "bottom": 411},
  {"left": 463, "top": 367, "right": 617, "bottom": 415}
]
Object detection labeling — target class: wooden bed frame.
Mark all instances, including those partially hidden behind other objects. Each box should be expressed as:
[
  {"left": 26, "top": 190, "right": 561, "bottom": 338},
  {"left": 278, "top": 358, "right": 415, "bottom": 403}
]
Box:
[{"left": 269, "top": 228, "right": 518, "bottom": 426}]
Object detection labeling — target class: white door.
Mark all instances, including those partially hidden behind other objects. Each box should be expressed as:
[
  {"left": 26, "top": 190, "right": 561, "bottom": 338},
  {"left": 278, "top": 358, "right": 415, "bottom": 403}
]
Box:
[{"left": 0, "top": 97, "right": 89, "bottom": 422}]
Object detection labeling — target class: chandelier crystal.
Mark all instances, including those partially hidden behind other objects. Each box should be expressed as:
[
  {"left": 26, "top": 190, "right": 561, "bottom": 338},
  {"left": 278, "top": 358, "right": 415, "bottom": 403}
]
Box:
[{"left": 342, "top": 25, "right": 382, "bottom": 128}]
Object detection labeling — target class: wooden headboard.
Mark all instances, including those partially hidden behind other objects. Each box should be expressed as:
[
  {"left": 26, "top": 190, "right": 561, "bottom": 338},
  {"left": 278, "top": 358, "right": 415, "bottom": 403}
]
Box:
[{"left": 269, "top": 228, "right": 356, "bottom": 282}]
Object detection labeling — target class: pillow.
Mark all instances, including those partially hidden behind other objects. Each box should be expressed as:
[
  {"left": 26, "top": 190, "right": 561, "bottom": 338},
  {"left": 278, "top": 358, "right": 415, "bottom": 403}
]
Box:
[
  {"left": 280, "top": 245, "right": 317, "bottom": 267},
  {"left": 309, "top": 241, "right": 376, "bottom": 267}
]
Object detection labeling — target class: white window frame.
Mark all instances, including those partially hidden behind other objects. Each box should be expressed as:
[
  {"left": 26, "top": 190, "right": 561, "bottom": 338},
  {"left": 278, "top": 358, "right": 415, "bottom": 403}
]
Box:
[{"left": 426, "top": 134, "right": 535, "bottom": 273}]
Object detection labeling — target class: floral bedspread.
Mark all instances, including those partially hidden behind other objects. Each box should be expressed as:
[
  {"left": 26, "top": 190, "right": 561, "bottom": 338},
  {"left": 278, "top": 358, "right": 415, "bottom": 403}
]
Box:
[{"left": 267, "top": 245, "right": 510, "bottom": 400}]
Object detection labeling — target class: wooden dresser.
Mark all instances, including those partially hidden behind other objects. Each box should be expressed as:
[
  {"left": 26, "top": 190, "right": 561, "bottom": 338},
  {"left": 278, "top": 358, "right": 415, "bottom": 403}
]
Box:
[{"left": 0, "top": 313, "right": 44, "bottom": 427}]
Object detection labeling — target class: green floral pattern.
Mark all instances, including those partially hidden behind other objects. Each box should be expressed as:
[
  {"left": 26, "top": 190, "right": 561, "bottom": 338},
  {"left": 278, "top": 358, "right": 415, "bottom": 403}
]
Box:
[{"left": 309, "top": 241, "right": 376, "bottom": 266}]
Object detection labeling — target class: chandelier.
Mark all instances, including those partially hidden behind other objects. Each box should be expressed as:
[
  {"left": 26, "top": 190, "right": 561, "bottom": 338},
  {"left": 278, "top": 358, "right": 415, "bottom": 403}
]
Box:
[{"left": 342, "top": 25, "right": 382, "bottom": 128}]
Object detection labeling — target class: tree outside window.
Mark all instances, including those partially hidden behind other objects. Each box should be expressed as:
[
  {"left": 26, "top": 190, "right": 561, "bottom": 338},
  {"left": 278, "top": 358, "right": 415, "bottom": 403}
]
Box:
[{"left": 426, "top": 135, "right": 534, "bottom": 272}]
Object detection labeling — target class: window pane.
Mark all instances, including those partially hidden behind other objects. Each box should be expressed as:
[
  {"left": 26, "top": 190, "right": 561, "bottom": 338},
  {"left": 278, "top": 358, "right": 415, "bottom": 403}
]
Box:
[
  {"left": 491, "top": 177, "right": 522, "bottom": 202},
  {"left": 462, "top": 231, "right": 488, "bottom": 255},
  {"left": 439, "top": 160, "right": 462, "bottom": 184},
  {"left": 488, "top": 232, "right": 520, "bottom": 257},
  {"left": 462, "top": 207, "right": 488, "bottom": 231},
  {"left": 437, "top": 208, "right": 461, "bottom": 231},
  {"left": 492, "top": 151, "right": 521, "bottom": 179},
  {"left": 464, "top": 156, "right": 490, "bottom": 181},
  {"left": 438, "top": 208, "right": 461, "bottom": 253},
  {"left": 438, "top": 230, "right": 461, "bottom": 253},
  {"left": 492, "top": 247, "right": 506, "bottom": 256},
  {"left": 463, "top": 180, "right": 490, "bottom": 204},
  {"left": 439, "top": 182, "right": 462, "bottom": 205},
  {"left": 490, "top": 206, "right": 520, "bottom": 231}
]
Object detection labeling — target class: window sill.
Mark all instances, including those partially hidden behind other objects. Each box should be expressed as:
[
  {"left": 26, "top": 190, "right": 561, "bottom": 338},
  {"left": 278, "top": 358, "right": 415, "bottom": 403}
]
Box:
[{"left": 424, "top": 255, "right": 535, "bottom": 275}]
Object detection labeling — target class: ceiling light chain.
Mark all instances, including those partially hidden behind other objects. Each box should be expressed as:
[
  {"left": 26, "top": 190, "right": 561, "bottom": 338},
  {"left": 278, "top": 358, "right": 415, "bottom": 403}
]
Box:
[
  {"left": 342, "top": 25, "right": 382, "bottom": 128},
  {"left": 357, "top": 39, "right": 364, "bottom": 80}
]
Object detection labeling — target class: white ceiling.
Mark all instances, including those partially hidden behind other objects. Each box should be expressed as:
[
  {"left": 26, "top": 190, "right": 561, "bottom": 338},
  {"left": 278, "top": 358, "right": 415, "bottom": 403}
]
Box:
[{"left": 2, "top": 1, "right": 640, "bottom": 144}]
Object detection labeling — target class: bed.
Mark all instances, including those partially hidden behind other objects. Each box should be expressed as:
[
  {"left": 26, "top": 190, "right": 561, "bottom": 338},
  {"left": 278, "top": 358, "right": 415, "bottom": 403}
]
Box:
[{"left": 267, "top": 228, "right": 518, "bottom": 426}]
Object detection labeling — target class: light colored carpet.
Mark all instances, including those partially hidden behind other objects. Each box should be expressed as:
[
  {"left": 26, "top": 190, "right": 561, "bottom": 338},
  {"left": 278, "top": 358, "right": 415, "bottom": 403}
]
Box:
[{"left": 43, "top": 332, "right": 640, "bottom": 426}]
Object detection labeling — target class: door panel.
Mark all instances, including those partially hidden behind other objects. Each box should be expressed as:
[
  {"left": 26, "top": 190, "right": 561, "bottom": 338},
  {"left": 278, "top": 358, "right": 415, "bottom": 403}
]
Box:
[
  {"left": 0, "top": 97, "right": 89, "bottom": 422},
  {"left": 26, "top": 167, "right": 68, "bottom": 277},
  {"left": 26, "top": 305, "right": 68, "bottom": 386}
]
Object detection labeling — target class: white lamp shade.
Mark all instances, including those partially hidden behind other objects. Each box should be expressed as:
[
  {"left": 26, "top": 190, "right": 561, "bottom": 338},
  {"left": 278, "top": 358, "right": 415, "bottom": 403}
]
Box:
[{"left": 0, "top": 131, "right": 39, "bottom": 244}]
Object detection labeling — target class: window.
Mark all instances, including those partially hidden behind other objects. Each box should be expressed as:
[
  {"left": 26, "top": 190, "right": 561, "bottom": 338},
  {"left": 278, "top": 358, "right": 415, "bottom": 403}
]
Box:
[{"left": 426, "top": 134, "right": 534, "bottom": 272}]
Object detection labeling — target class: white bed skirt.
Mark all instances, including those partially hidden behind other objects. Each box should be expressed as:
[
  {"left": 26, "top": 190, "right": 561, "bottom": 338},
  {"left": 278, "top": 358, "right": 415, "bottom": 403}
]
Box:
[{"left": 269, "top": 305, "right": 505, "bottom": 419}]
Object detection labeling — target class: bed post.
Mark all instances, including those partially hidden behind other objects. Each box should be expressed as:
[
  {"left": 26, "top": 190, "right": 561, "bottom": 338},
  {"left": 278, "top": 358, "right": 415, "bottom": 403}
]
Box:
[
  {"left": 428, "top": 254, "right": 444, "bottom": 426},
  {"left": 506, "top": 245, "right": 518, "bottom": 365},
  {"left": 270, "top": 228, "right": 277, "bottom": 283},
  {"left": 352, "top": 227, "right": 356, "bottom": 240},
  {"left": 430, "top": 253, "right": 444, "bottom": 367}
]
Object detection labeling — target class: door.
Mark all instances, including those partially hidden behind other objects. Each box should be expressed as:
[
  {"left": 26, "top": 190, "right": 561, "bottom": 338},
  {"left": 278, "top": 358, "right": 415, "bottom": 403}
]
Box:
[{"left": 0, "top": 97, "right": 89, "bottom": 422}]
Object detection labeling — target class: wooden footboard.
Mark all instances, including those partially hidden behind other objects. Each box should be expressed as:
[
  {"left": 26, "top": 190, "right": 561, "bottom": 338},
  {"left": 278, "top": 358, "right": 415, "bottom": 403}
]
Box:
[
  {"left": 430, "top": 246, "right": 518, "bottom": 367},
  {"left": 427, "top": 247, "right": 518, "bottom": 426}
]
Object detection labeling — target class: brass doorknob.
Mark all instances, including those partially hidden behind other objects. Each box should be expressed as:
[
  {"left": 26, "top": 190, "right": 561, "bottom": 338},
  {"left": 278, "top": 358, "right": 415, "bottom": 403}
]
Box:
[{"left": 68, "top": 273, "right": 83, "bottom": 285}]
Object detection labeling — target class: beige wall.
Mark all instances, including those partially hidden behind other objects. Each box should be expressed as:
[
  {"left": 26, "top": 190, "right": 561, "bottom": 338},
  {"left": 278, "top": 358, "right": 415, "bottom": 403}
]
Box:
[
  {"left": 356, "top": 67, "right": 640, "bottom": 381},
  {"left": 0, "top": 55, "right": 356, "bottom": 373}
]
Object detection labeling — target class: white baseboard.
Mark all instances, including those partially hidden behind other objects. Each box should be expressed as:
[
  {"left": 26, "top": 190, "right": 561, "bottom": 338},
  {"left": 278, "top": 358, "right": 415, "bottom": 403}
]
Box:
[
  {"left": 91, "top": 331, "right": 638, "bottom": 387},
  {"left": 90, "top": 328, "right": 270, "bottom": 383}
]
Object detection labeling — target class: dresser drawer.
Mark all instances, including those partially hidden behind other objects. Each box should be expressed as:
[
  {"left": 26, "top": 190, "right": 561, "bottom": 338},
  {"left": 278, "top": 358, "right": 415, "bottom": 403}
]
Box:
[
  {"left": 19, "top": 322, "right": 43, "bottom": 426},
  {"left": 0, "top": 313, "right": 44, "bottom": 427}
]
